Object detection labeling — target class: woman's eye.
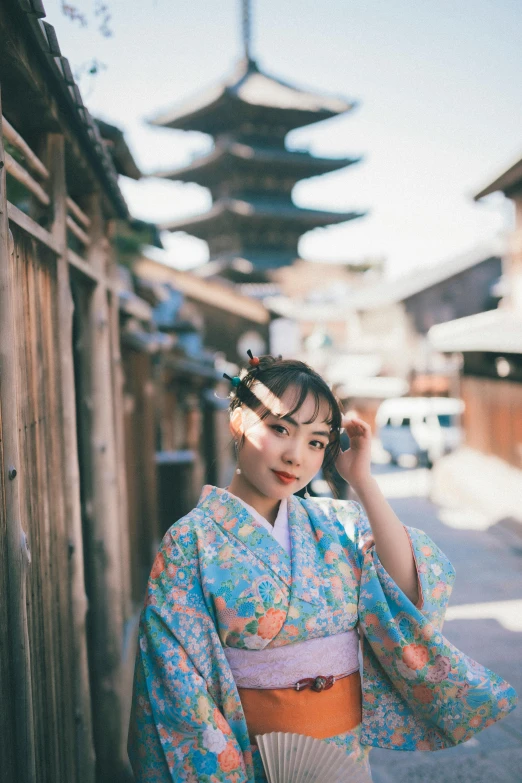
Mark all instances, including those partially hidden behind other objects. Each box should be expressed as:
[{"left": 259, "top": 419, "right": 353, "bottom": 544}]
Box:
[
  {"left": 271, "top": 425, "right": 288, "bottom": 435},
  {"left": 311, "top": 440, "right": 326, "bottom": 450}
]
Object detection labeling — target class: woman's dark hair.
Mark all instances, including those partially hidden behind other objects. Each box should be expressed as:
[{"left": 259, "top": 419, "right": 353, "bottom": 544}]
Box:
[{"left": 229, "top": 355, "right": 343, "bottom": 497}]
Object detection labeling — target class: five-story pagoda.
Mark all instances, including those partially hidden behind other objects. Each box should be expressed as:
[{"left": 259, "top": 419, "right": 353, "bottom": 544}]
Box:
[{"left": 150, "top": 1, "right": 364, "bottom": 283}]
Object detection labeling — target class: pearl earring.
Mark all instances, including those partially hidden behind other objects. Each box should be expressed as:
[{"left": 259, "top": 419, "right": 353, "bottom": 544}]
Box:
[
  {"left": 233, "top": 438, "right": 241, "bottom": 474},
  {"left": 304, "top": 485, "right": 311, "bottom": 499}
]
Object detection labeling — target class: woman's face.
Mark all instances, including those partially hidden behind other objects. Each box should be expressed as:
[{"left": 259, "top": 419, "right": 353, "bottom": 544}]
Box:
[{"left": 231, "top": 384, "right": 331, "bottom": 501}]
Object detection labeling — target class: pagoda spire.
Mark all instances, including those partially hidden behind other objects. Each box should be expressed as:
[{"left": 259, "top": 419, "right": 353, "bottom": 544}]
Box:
[
  {"left": 242, "top": 0, "right": 253, "bottom": 62},
  {"left": 150, "top": 14, "right": 364, "bottom": 280}
]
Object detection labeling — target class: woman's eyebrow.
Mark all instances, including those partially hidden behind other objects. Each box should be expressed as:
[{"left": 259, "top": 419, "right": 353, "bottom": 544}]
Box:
[{"left": 278, "top": 413, "right": 330, "bottom": 437}]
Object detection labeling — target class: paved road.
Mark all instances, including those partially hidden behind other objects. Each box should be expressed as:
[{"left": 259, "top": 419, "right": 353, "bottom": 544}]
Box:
[{"left": 367, "top": 465, "right": 522, "bottom": 783}]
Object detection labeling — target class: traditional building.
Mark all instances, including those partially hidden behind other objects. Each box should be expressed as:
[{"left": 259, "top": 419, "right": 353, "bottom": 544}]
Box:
[
  {"left": 150, "top": 51, "right": 363, "bottom": 283},
  {"left": 428, "top": 153, "right": 522, "bottom": 529}
]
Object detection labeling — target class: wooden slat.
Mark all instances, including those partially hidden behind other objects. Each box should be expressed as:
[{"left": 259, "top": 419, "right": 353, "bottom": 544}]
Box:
[
  {"left": 5, "top": 152, "right": 50, "bottom": 206},
  {"left": 66, "top": 215, "right": 90, "bottom": 247},
  {"left": 67, "top": 248, "right": 99, "bottom": 284},
  {"left": 49, "top": 133, "right": 96, "bottom": 782},
  {"left": 7, "top": 202, "right": 60, "bottom": 254},
  {"left": 0, "top": 100, "right": 37, "bottom": 783},
  {"left": 66, "top": 196, "right": 91, "bottom": 229},
  {"left": 2, "top": 116, "right": 49, "bottom": 180},
  {"left": 84, "top": 193, "right": 127, "bottom": 778}
]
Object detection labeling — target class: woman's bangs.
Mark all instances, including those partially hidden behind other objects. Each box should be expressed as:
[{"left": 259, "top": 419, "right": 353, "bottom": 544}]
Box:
[{"left": 283, "top": 377, "right": 338, "bottom": 430}]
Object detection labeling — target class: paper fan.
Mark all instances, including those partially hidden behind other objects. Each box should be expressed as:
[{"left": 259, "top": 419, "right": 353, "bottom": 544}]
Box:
[{"left": 255, "top": 732, "right": 372, "bottom": 783}]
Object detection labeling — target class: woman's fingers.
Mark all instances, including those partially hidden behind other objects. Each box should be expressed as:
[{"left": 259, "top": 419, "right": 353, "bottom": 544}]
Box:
[{"left": 341, "top": 413, "right": 369, "bottom": 436}]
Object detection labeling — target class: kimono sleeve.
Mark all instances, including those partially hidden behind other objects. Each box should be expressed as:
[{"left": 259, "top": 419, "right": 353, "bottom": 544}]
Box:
[
  {"left": 128, "top": 523, "right": 251, "bottom": 783},
  {"left": 354, "top": 502, "right": 517, "bottom": 751}
]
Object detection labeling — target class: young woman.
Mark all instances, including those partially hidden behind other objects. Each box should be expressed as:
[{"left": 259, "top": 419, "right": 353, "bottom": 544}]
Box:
[{"left": 128, "top": 355, "right": 516, "bottom": 782}]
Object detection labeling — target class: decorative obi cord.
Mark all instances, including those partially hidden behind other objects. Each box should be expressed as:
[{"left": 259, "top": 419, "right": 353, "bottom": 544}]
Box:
[{"left": 225, "top": 631, "right": 362, "bottom": 741}]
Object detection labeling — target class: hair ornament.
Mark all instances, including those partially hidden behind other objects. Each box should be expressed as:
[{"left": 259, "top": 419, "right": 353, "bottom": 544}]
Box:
[
  {"left": 223, "top": 372, "right": 241, "bottom": 388},
  {"left": 247, "top": 349, "right": 260, "bottom": 367},
  {"left": 223, "top": 349, "right": 261, "bottom": 392}
]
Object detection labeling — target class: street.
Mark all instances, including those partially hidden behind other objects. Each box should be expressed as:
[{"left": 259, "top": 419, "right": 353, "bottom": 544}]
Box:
[{"left": 368, "top": 464, "right": 522, "bottom": 783}]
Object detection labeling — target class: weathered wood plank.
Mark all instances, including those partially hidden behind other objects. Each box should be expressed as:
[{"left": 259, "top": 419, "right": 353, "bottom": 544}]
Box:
[
  {"left": 5, "top": 151, "right": 50, "bottom": 205},
  {"left": 84, "top": 193, "right": 127, "bottom": 779},
  {"left": 67, "top": 247, "right": 100, "bottom": 284},
  {"left": 48, "top": 132, "right": 96, "bottom": 783},
  {"left": 66, "top": 195, "right": 91, "bottom": 228},
  {"left": 7, "top": 201, "right": 60, "bottom": 253},
  {"left": 67, "top": 214, "right": 91, "bottom": 247},
  {"left": 0, "top": 98, "right": 37, "bottom": 783},
  {"left": 2, "top": 115, "right": 49, "bottom": 179}
]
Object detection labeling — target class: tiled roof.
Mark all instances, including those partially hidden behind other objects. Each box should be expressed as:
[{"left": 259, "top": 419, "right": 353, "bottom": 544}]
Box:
[
  {"left": 134, "top": 255, "right": 270, "bottom": 324},
  {"left": 346, "top": 240, "right": 504, "bottom": 310},
  {"left": 428, "top": 308, "right": 522, "bottom": 354},
  {"left": 160, "top": 197, "right": 364, "bottom": 234},
  {"left": 266, "top": 240, "right": 505, "bottom": 321},
  {"left": 475, "top": 154, "right": 522, "bottom": 199},
  {"left": 10, "top": 0, "right": 127, "bottom": 217},
  {"left": 94, "top": 118, "right": 142, "bottom": 180},
  {"left": 152, "top": 139, "right": 360, "bottom": 185},
  {"left": 149, "top": 58, "right": 356, "bottom": 134}
]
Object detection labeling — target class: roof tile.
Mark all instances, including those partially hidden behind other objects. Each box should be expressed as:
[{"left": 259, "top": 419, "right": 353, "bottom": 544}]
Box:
[{"left": 41, "top": 21, "right": 61, "bottom": 55}]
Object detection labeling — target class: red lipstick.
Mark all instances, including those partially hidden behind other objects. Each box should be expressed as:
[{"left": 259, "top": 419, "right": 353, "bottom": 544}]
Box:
[{"left": 272, "top": 470, "right": 297, "bottom": 485}]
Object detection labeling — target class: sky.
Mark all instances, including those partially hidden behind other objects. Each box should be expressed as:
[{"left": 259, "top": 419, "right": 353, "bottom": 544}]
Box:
[{"left": 44, "top": 0, "right": 522, "bottom": 278}]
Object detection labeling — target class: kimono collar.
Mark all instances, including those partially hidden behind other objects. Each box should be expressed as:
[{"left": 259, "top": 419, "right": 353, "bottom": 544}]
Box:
[{"left": 198, "top": 486, "right": 322, "bottom": 605}]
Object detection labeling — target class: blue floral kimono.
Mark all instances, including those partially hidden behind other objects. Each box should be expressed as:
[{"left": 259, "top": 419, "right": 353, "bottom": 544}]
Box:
[{"left": 128, "top": 485, "right": 517, "bottom": 782}]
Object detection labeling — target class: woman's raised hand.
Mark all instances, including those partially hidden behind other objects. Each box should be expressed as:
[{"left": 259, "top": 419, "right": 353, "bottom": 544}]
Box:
[{"left": 335, "top": 412, "right": 373, "bottom": 491}]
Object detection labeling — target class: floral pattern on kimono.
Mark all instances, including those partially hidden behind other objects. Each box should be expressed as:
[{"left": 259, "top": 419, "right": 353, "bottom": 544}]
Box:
[
  {"left": 128, "top": 486, "right": 517, "bottom": 782},
  {"left": 315, "top": 499, "right": 517, "bottom": 751}
]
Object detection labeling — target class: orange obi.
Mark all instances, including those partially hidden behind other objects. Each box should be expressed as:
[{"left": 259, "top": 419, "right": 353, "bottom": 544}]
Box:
[{"left": 238, "top": 671, "right": 362, "bottom": 742}]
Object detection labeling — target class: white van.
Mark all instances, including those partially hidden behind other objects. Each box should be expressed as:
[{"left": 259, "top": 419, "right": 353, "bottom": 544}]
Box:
[{"left": 376, "top": 397, "right": 464, "bottom": 467}]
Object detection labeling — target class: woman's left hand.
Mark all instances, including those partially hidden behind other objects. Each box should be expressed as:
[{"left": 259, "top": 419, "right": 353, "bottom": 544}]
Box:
[{"left": 335, "top": 412, "right": 373, "bottom": 490}]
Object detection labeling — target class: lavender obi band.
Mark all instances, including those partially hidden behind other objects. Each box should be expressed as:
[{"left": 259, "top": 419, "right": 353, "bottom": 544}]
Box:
[{"left": 224, "top": 630, "right": 360, "bottom": 690}]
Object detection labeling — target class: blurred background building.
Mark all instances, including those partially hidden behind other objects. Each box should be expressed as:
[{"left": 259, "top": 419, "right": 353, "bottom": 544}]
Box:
[{"left": 429, "top": 153, "right": 522, "bottom": 525}]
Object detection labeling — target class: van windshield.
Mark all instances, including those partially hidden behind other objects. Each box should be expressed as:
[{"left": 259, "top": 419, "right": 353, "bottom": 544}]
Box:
[
  {"left": 437, "top": 414, "right": 453, "bottom": 427},
  {"left": 385, "top": 417, "right": 411, "bottom": 427}
]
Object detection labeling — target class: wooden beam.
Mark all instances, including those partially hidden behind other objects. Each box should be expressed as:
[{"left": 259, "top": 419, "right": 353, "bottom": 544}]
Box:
[
  {"left": 67, "top": 248, "right": 99, "bottom": 284},
  {"left": 2, "top": 116, "right": 49, "bottom": 180},
  {"left": 66, "top": 214, "right": 90, "bottom": 247},
  {"left": 0, "top": 90, "right": 37, "bottom": 783},
  {"left": 6, "top": 202, "right": 60, "bottom": 254},
  {"left": 84, "top": 193, "right": 128, "bottom": 779},
  {"left": 108, "top": 288, "right": 132, "bottom": 617},
  {"left": 66, "top": 196, "right": 91, "bottom": 229},
  {"left": 48, "top": 133, "right": 96, "bottom": 783},
  {"left": 5, "top": 152, "right": 50, "bottom": 206}
]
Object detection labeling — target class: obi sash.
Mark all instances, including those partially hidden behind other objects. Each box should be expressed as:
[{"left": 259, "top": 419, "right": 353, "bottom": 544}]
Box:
[{"left": 225, "top": 631, "right": 362, "bottom": 741}]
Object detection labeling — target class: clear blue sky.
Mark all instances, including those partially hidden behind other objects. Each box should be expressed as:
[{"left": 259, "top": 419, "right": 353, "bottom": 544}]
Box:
[{"left": 45, "top": 0, "right": 522, "bottom": 277}]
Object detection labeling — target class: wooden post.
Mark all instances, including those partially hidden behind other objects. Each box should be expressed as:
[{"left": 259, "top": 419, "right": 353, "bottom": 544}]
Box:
[
  {"left": 108, "top": 266, "right": 138, "bottom": 769},
  {"left": 108, "top": 284, "right": 131, "bottom": 620},
  {"left": 85, "top": 193, "right": 126, "bottom": 780},
  {"left": 0, "top": 92, "right": 36, "bottom": 783},
  {"left": 47, "top": 133, "right": 96, "bottom": 783}
]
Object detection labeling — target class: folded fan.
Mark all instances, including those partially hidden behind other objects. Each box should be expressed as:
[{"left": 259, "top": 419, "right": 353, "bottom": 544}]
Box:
[{"left": 255, "top": 732, "right": 372, "bottom": 783}]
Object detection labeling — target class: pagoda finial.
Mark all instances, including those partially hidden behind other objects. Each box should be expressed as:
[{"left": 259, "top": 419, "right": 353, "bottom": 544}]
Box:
[{"left": 241, "top": 0, "right": 253, "bottom": 62}]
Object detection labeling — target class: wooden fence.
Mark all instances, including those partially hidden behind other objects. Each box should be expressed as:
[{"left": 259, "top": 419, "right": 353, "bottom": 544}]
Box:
[
  {"left": 1, "top": 102, "right": 132, "bottom": 782},
  {"left": 461, "top": 375, "right": 522, "bottom": 470}
]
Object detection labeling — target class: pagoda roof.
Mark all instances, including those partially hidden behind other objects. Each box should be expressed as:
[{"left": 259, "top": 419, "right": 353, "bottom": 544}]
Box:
[
  {"left": 195, "top": 251, "right": 298, "bottom": 274},
  {"left": 153, "top": 140, "right": 361, "bottom": 186},
  {"left": 475, "top": 153, "right": 522, "bottom": 199},
  {"left": 149, "top": 58, "right": 356, "bottom": 135},
  {"left": 161, "top": 197, "right": 364, "bottom": 237}
]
